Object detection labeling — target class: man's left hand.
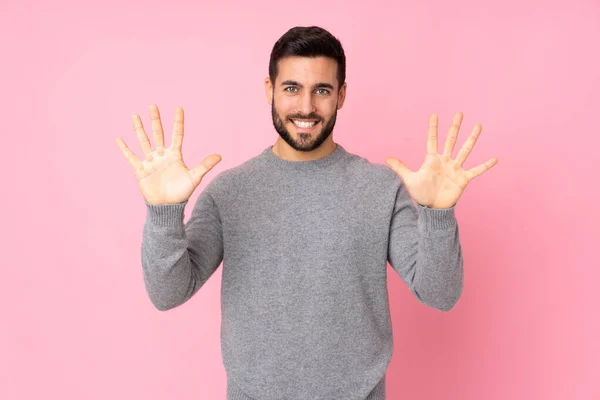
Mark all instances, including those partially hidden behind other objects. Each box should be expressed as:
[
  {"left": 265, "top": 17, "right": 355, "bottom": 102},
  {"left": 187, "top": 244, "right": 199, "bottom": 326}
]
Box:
[{"left": 385, "top": 112, "right": 498, "bottom": 209}]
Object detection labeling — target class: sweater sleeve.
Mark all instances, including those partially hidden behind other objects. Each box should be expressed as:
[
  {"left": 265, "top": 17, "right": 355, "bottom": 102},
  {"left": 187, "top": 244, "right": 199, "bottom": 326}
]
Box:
[
  {"left": 387, "top": 180, "right": 464, "bottom": 312},
  {"left": 140, "top": 187, "right": 224, "bottom": 311}
]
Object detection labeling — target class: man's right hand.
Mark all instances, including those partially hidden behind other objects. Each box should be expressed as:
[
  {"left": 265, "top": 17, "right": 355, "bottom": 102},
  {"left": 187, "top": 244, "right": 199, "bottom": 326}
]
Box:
[{"left": 116, "top": 104, "right": 222, "bottom": 205}]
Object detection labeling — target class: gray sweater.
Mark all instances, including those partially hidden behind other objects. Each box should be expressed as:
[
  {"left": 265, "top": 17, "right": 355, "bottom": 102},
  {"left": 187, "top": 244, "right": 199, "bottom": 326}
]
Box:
[{"left": 141, "top": 143, "right": 464, "bottom": 400}]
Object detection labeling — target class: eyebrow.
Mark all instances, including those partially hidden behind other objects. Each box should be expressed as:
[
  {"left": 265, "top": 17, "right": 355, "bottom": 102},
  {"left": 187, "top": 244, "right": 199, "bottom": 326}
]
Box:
[{"left": 280, "top": 80, "right": 335, "bottom": 90}]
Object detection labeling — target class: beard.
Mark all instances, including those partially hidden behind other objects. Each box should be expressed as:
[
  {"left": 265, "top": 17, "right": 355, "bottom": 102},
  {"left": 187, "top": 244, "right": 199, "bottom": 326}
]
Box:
[{"left": 271, "top": 97, "right": 337, "bottom": 152}]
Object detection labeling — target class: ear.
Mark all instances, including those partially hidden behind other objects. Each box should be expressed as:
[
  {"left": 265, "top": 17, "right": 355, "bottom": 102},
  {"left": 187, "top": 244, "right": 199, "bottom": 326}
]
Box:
[
  {"left": 337, "top": 82, "right": 347, "bottom": 110},
  {"left": 265, "top": 77, "right": 273, "bottom": 105}
]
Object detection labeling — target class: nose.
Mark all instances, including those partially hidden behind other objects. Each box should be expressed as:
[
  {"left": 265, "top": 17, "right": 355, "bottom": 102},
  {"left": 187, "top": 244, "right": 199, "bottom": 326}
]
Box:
[{"left": 297, "top": 91, "right": 316, "bottom": 116}]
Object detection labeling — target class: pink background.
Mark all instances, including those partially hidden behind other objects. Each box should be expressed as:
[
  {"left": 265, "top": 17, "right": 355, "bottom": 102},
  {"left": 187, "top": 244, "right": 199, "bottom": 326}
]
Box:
[{"left": 1, "top": 0, "right": 598, "bottom": 399}]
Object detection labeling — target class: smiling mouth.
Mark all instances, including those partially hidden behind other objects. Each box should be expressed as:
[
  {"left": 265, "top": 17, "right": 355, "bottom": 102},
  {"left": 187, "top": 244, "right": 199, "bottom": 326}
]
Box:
[{"left": 290, "top": 119, "right": 319, "bottom": 129}]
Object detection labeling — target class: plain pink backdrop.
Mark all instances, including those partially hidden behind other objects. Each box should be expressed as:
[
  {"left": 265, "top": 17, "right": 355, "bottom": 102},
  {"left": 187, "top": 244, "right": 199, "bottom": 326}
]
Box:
[{"left": 1, "top": 0, "right": 598, "bottom": 399}]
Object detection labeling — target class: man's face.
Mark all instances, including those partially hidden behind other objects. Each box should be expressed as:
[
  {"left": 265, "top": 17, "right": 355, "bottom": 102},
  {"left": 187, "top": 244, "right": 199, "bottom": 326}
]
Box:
[{"left": 266, "top": 56, "right": 346, "bottom": 152}]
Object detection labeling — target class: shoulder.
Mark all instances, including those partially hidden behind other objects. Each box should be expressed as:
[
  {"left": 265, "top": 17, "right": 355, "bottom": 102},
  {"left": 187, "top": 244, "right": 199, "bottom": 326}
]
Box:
[
  {"left": 343, "top": 148, "right": 403, "bottom": 189},
  {"left": 201, "top": 150, "right": 263, "bottom": 199}
]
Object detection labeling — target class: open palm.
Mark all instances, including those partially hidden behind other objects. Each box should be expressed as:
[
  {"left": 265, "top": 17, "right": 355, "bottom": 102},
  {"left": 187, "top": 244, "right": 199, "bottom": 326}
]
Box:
[
  {"left": 385, "top": 112, "right": 498, "bottom": 209},
  {"left": 115, "top": 105, "right": 222, "bottom": 205}
]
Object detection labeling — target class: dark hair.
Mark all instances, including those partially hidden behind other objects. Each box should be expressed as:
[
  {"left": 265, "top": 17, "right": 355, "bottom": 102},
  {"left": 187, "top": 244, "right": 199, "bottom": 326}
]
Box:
[{"left": 268, "top": 26, "right": 346, "bottom": 89}]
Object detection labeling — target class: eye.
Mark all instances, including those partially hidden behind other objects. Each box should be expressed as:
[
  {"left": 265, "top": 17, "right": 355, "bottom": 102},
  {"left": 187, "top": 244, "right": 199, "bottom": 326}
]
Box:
[
  {"left": 315, "top": 89, "right": 330, "bottom": 95},
  {"left": 284, "top": 87, "right": 298, "bottom": 93}
]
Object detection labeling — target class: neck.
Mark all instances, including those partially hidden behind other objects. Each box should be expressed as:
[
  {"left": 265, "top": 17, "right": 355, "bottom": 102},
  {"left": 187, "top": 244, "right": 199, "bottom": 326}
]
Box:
[{"left": 272, "top": 137, "right": 336, "bottom": 162}]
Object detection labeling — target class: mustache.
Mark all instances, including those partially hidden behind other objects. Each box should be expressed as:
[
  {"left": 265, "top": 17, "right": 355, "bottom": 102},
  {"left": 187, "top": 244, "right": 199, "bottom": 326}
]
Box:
[{"left": 287, "top": 113, "right": 321, "bottom": 121}]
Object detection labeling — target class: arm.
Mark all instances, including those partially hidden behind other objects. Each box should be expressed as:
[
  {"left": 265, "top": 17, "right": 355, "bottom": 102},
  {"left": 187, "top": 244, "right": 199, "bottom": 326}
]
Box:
[
  {"left": 141, "top": 187, "right": 224, "bottom": 311},
  {"left": 385, "top": 112, "right": 498, "bottom": 311},
  {"left": 387, "top": 181, "right": 464, "bottom": 312},
  {"left": 115, "top": 105, "right": 224, "bottom": 311}
]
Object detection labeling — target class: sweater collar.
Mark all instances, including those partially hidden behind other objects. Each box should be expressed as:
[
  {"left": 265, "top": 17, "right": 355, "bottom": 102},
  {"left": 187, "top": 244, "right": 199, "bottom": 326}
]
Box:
[{"left": 260, "top": 143, "right": 347, "bottom": 171}]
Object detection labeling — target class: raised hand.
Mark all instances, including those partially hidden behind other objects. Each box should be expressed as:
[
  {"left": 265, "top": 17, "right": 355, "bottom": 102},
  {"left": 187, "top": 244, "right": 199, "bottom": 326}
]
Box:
[
  {"left": 115, "top": 105, "right": 222, "bottom": 205},
  {"left": 385, "top": 112, "right": 498, "bottom": 209}
]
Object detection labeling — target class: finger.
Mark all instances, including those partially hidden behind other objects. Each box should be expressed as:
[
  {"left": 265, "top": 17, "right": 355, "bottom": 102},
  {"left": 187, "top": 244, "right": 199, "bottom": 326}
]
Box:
[
  {"left": 385, "top": 157, "right": 411, "bottom": 180},
  {"left": 456, "top": 123, "right": 482, "bottom": 166},
  {"left": 465, "top": 157, "right": 499, "bottom": 182},
  {"left": 443, "top": 112, "right": 463, "bottom": 158},
  {"left": 115, "top": 137, "right": 142, "bottom": 170},
  {"left": 427, "top": 114, "right": 438, "bottom": 155},
  {"left": 189, "top": 154, "right": 223, "bottom": 187},
  {"left": 171, "top": 107, "right": 184, "bottom": 150},
  {"left": 148, "top": 104, "right": 165, "bottom": 154},
  {"left": 131, "top": 113, "right": 153, "bottom": 157}
]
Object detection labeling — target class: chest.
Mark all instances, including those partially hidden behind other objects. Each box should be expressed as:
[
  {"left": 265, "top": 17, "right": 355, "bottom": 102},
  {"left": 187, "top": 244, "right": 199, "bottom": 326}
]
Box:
[{"left": 222, "top": 179, "right": 392, "bottom": 259}]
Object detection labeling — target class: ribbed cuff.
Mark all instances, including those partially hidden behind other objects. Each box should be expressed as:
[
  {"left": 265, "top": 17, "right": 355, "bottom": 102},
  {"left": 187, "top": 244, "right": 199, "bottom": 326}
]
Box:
[
  {"left": 145, "top": 200, "right": 188, "bottom": 227},
  {"left": 417, "top": 203, "right": 458, "bottom": 231}
]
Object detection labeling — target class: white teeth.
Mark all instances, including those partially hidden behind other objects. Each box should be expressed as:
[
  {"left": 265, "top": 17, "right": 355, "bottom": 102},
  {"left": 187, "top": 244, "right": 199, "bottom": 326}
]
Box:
[{"left": 292, "top": 120, "right": 317, "bottom": 128}]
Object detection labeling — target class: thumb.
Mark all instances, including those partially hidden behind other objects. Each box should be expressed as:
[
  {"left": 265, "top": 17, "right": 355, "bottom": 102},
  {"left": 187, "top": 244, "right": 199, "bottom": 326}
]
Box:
[
  {"left": 189, "top": 154, "right": 222, "bottom": 187},
  {"left": 385, "top": 157, "right": 410, "bottom": 180}
]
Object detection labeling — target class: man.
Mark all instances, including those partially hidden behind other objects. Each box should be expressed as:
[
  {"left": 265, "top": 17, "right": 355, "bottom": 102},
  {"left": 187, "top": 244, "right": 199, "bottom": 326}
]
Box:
[{"left": 116, "top": 26, "right": 498, "bottom": 400}]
